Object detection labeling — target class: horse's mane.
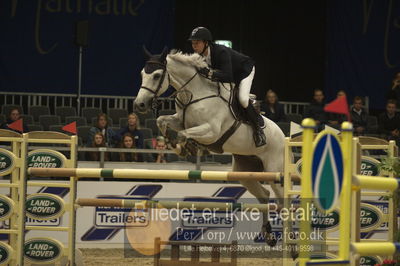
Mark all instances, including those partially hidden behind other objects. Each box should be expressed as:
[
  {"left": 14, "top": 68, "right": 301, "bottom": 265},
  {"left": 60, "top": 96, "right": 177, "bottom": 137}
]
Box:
[{"left": 168, "top": 50, "right": 208, "bottom": 69}]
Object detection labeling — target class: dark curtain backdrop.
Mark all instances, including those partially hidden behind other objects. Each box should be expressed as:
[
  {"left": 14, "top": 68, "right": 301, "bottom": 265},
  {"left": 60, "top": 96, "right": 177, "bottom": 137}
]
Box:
[
  {"left": 1, "top": 0, "right": 328, "bottom": 105},
  {"left": 0, "top": 0, "right": 174, "bottom": 95},
  {"left": 326, "top": 0, "right": 400, "bottom": 110},
  {"left": 174, "top": 0, "right": 326, "bottom": 103}
]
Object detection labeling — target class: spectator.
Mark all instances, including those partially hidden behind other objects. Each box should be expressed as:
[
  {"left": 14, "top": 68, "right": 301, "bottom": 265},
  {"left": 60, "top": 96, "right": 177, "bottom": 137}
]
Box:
[
  {"left": 378, "top": 99, "right": 400, "bottom": 146},
  {"left": 305, "top": 89, "right": 329, "bottom": 131},
  {"left": 117, "top": 112, "right": 144, "bottom": 149},
  {"left": 350, "top": 96, "right": 368, "bottom": 136},
  {"left": 119, "top": 133, "right": 138, "bottom": 162},
  {"left": 86, "top": 113, "right": 117, "bottom": 147},
  {"left": 152, "top": 136, "right": 169, "bottom": 163},
  {"left": 86, "top": 132, "right": 110, "bottom": 161},
  {"left": 327, "top": 90, "right": 348, "bottom": 128},
  {"left": 0, "top": 107, "right": 29, "bottom": 133},
  {"left": 386, "top": 72, "right": 400, "bottom": 103},
  {"left": 260, "top": 89, "right": 286, "bottom": 122}
]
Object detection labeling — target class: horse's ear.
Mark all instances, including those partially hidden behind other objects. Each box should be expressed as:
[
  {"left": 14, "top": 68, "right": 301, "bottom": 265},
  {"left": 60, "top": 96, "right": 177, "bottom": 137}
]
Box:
[
  {"left": 143, "top": 45, "right": 152, "bottom": 59},
  {"left": 160, "top": 46, "right": 168, "bottom": 62}
]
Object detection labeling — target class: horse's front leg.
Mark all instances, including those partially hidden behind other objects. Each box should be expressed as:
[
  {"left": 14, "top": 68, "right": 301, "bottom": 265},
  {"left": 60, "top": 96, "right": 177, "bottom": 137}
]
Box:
[
  {"left": 177, "top": 122, "right": 218, "bottom": 144},
  {"left": 157, "top": 114, "right": 184, "bottom": 135}
]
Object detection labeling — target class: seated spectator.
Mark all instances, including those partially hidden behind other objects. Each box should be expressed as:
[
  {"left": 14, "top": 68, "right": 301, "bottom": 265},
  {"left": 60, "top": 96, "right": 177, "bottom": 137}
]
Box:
[
  {"left": 327, "top": 90, "right": 348, "bottom": 128},
  {"left": 117, "top": 112, "right": 144, "bottom": 161},
  {"left": 86, "top": 132, "right": 110, "bottom": 161},
  {"left": 119, "top": 133, "right": 138, "bottom": 162},
  {"left": 260, "top": 89, "right": 286, "bottom": 122},
  {"left": 0, "top": 107, "right": 29, "bottom": 133},
  {"left": 350, "top": 96, "right": 368, "bottom": 136},
  {"left": 386, "top": 72, "right": 400, "bottom": 103},
  {"left": 378, "top": 99, "right": 400, "bottom": 146},
  {"left": 151, "top": 136, "right": 169, "bottom": 163},
  {"left": 117, "top": 112, "right": 144, "bottom": 149},
  {"left": 304, "top": 89, "right": 329, "bottom": 131},
  {"left": 86, "top": 113, "right": 117, "bottom": 147}
]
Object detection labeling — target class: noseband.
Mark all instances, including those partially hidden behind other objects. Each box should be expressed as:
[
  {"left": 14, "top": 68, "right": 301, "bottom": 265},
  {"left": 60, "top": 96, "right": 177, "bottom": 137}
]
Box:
[
  {"left": 140, "top": 60, "right": 168, "bottom": 98},
  {"left": 140, "top": 59, "right": 198, "bottom": 109}
]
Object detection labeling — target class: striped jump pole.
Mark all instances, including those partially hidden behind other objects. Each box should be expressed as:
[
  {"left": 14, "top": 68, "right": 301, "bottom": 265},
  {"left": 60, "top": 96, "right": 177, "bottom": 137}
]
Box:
[
  {"left": 76, "top": 198, "right": 274, "bottom": 213},
  {"left": 28, "top": 168, "right": 301, "bottom": 182}
]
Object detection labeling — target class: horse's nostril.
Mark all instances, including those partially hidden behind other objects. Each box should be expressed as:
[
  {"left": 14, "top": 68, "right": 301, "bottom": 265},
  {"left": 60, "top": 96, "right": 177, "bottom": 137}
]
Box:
[{"left": 139, "top": 103, "right": 145, "bottom": 108}]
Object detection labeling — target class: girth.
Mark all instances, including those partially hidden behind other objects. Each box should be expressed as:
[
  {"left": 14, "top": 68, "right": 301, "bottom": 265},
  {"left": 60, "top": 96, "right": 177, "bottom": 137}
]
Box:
[{"left": 205, "top": 120, "right": 242, "bottom": 154}]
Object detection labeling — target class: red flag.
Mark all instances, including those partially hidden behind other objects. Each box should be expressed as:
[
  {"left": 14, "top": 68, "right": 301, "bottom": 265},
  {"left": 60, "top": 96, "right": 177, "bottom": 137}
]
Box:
[
  {"left": 324, "top": 95, "right": 351, "bottom": 122},
  {"left": 62, "top": 122, "right": 77, "bottom": 134},
  {"left": 8, "top": 119, "right": 23, "bottom": 132}
]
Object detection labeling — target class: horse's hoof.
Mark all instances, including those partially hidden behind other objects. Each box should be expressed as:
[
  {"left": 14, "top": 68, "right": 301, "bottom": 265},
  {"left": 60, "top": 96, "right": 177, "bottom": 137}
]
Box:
[
  {"left": 177, "top": 132, "right": 187, "bottom": 143},
  {"left": 185, "top": 139, "right": 199, "bottom": 156},
  {"left": 290, "top": 250, "right": 299, "bottom": 261},
  {"left": 266, "top": 237, "right": 277, "bottom": 247},
  {"left": 174, "top": 144, "right": 188, "bottom": 157},
  {"left": 168, "top": 137, "right": 177, "bottom": 148},
  {"left": 262, "top": 222, "right": 272, "bottom": 234},
  {"left": 261, "top": 222, "right": 277, "bottom": 246}
]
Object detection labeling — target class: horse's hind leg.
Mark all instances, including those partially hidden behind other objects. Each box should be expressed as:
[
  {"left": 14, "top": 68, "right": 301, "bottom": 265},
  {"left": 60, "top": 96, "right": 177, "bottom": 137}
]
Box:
[
  {"left": 261, "top": 151, "right": 285, "bottom": 201},
  {"left": 262, "top": 148, "right": 299, "bottom": 260},
  {"left": 233, "top": 154, "right": 277, "bottom": 246}
]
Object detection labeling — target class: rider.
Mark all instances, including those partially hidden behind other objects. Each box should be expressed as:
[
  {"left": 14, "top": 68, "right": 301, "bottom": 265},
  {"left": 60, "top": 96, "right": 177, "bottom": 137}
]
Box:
[{"left": 188, "top": 26, "right": 266, "bottom": 147}]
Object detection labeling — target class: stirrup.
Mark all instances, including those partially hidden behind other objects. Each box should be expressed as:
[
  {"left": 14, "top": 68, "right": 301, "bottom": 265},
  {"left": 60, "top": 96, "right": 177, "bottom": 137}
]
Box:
[
  {"left": 253, "top": 130, "right": 266, "bottom": 147},
  {"left": 258, "top": 115, "right": 266, "bottom": 129}
]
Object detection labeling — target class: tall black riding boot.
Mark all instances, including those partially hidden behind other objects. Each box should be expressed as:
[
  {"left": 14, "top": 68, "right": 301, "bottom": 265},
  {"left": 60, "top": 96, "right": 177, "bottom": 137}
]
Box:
[{"left": 245, "top": 104, "right": 266, "bottom": 147}]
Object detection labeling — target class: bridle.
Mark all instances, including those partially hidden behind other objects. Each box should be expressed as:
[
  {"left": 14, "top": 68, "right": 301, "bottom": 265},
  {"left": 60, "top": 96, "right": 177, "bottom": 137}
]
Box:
[
  {"left": 140, "top": 59, "right": 198, "bottom": 110},
  {"left": 140, "top": 60, "right": 169, "bottom": 98}
]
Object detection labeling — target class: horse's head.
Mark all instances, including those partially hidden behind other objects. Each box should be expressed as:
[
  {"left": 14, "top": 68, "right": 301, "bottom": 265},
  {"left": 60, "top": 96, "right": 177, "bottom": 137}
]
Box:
[{"left": 134, "top": 46, "right": 169, "bottom": 113}]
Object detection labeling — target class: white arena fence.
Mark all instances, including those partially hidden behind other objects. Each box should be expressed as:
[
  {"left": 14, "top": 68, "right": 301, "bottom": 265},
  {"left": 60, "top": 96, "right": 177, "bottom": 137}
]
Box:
[{"left": 0, "top": 91, "right": 310, "bottom": 115}]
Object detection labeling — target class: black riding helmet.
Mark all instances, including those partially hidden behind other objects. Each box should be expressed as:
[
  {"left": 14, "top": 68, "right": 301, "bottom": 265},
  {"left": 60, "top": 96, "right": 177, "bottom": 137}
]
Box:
[{"left": 188, "top": 27, "right": 213, "bottom": 42}]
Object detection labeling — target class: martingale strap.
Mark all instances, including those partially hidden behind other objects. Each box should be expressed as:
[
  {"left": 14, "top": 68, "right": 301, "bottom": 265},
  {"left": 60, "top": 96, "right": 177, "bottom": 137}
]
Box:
[
  {"left": 176, "top": 82, "right": 223, "bottom": 126},
  {"left": 205, "top": 119, "right": 242, "bottom": 154},
  {"left": 174, "top": 82, "right": 242, "bottom": 153}
]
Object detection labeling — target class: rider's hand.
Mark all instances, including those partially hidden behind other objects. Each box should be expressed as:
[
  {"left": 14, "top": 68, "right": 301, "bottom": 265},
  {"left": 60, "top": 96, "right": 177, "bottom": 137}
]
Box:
[{"left": 198, "top": 67, "right": 212, "bottom": 79}]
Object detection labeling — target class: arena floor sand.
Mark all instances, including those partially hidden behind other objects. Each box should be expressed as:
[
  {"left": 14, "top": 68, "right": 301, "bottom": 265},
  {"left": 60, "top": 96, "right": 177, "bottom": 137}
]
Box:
[{"left": 81, "top": 248, "right": 286, "bottom": 266}]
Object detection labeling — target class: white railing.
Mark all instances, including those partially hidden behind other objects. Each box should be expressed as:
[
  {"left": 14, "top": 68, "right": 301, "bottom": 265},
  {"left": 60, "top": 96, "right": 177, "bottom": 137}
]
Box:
[
  {"left": 280, "top": 101, "right": 310, "bottom": 115},
  {"left": 0, "top": 91, "right": 307, "bottom": 115}
]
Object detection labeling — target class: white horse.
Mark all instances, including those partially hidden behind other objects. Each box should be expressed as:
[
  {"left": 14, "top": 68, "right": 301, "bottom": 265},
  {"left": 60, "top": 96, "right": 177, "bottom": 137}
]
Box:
[{"left": 134, "top": 48, "right": 285, "bottom": 245}]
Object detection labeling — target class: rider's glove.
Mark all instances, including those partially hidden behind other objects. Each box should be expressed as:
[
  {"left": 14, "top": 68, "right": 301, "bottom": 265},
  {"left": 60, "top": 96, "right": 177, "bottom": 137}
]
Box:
[{"left": 198, "top": 67, "right": 212, "bottom": 79}]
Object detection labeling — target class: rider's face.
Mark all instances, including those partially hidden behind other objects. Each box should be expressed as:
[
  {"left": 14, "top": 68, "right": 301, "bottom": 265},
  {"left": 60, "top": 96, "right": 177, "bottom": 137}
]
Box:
[{"left": 191, "top": 40, "right": 206, "bottom": 54}]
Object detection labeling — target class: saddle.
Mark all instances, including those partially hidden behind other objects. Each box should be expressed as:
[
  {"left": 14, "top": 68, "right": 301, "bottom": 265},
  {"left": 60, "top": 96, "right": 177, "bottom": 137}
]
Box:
[
  {"left": 228, "top": 84, "right": 264, "bottom": 127},
  {"left": 228, "top": 84, "right": 248, "bottom": 123}
]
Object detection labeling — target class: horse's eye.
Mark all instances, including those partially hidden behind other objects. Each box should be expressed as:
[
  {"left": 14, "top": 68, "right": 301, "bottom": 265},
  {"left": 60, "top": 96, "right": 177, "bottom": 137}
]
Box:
[{"left": 153, "top": 73, "right": 161, "bottom": 80}]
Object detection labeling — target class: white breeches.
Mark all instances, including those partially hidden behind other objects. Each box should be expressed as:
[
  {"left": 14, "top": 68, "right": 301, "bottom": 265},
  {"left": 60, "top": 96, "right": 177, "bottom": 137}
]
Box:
[{"left": 238, "top": 66, "right": 255, "bottom": 108}]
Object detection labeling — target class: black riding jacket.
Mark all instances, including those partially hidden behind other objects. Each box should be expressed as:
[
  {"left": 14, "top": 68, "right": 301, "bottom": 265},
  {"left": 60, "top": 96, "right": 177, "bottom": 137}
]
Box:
[{"left": 209, "top": 44, "right": 254, "bottom": 84}]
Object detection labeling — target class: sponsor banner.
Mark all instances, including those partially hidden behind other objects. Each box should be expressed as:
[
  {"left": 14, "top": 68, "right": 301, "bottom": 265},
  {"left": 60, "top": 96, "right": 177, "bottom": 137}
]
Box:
[
  {"left": 24, "top": 238, "right": 63, "bottom": 264},
  {"left": 26, "top": 193, "right": 65, "bottom": 220},
  {"left": 182, "top": 212, "right": 235, "bottom": 228},
  {"left": 295, "top": 156, "right": 381, "bottom": 177},
  {"left": 92, "top": 196, "right": 152, "bottom": 229},
  {"left": 360, "top": 203, "right": 384, "bottom": 232},
  {"left": 0, "top": 148, "right": 17, "bottom": 176},
  {"left": 0, "top": 195, "right": 14, "bottom": 221},
  {"left": 0, "top": 181, "right": 395, "bottom": 246},
  {"left": 27, "top": 149, "right": 67, "bottom": 169},
  {"left": 0, "top": 242, "right": 13, "bottom": 265}
]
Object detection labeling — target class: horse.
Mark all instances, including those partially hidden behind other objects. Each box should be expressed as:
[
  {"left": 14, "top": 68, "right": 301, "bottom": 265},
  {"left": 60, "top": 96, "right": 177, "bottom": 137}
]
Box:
[{"left": 134, "top": 47, "right": 286, "bottom": 246}]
